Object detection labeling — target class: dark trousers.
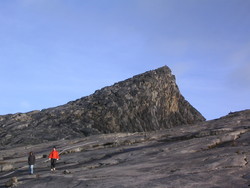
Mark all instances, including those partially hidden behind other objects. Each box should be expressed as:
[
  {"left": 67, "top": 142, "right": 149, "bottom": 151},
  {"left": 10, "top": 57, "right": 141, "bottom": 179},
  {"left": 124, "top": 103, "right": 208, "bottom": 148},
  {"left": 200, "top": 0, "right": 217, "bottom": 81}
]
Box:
[{"left": 51, "top": 159, "right": 57, "bottom": 169}]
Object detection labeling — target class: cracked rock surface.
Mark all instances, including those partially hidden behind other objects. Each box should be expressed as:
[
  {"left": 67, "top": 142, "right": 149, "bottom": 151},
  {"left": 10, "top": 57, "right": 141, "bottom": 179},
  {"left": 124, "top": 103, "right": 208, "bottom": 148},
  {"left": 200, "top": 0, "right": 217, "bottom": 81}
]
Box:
[
  {"left": 0, "top": 66, "right": 205, "bottom": 146},
  {"left": 0, "top": 110, "right": 250, "bottom": 188}
]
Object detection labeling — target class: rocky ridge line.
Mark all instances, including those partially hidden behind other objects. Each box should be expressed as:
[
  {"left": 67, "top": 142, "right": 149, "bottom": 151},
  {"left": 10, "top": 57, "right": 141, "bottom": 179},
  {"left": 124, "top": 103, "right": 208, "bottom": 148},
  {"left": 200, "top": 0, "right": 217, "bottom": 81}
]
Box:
[{"left": 0, "top": 66, "right": 205, "bottom": 146}]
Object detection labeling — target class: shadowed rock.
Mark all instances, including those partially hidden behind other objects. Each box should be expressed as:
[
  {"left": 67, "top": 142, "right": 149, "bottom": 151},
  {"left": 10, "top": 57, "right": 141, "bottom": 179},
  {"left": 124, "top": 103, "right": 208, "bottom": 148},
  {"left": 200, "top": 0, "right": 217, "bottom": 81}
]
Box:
[
  {"left": 0, "top": 110, "right": 249, "bottom": 188},
  {"left": 0, "top": 66, "right": 205, "bottom": 146}
]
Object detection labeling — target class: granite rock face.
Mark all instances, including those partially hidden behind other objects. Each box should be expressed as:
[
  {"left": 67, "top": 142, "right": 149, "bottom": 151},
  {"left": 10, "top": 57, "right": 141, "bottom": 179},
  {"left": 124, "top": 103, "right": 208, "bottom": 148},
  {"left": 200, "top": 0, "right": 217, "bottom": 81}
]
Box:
[
  {"left": 0, "top": 66, "right": 205, "bottom": 146},
  {"left": 0, "top": 110, "right": 250, "bottom": 188}
]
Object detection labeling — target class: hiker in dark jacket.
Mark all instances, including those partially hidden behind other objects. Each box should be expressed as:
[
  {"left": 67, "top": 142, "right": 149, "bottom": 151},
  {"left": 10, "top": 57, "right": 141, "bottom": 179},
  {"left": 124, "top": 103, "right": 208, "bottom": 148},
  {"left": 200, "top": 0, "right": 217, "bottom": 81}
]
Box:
[{"left": 28, "top": 151, "right": 36, "bottom": 174}]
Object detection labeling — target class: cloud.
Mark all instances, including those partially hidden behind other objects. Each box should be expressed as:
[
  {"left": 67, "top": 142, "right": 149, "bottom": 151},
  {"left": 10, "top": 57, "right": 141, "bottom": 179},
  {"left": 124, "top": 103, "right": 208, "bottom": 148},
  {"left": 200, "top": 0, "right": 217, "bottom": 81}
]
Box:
[
  {"left": 227, "top": 44, "right": 250, "bottom": 90},
  {"left": 19, "top": 0, "right": 57, "bottom": 6},
  {"left": 230, "top": 63, "right": 250, "bottom": 89},
  {"left": 170, "top": 61, "right": 196, "bottom": 77},
  {"left": 20, "top": 101, "right": 32, "bottom": 110}
]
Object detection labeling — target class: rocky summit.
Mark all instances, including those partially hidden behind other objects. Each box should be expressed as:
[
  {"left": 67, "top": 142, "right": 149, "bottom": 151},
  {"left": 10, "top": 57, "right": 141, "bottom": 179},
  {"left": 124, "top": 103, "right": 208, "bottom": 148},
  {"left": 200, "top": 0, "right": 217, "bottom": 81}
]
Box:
[
  {"left": 0, "top": 66, "right": 249, "bottom": 188},
  {"left": 0, "top": 66, "right": 205, "bottom": 146}
]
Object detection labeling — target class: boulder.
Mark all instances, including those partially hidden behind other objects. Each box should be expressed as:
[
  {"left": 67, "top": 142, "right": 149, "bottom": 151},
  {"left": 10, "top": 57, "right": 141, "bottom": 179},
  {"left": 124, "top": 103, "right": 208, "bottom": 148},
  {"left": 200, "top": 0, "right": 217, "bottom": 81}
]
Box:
[
  {"left": 5, "top": 177, "right": 18, "bottom": 187},
  {"left": 0, "top": 164, "right": 14, "bottom": 172}
]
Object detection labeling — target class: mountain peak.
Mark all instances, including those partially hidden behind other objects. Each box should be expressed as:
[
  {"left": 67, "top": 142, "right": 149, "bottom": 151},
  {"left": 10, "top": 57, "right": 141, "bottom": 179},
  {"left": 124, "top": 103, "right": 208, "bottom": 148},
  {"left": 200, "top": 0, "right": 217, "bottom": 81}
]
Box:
[{"left": 0, "top": 66, "right": 205, "bottom": 146}]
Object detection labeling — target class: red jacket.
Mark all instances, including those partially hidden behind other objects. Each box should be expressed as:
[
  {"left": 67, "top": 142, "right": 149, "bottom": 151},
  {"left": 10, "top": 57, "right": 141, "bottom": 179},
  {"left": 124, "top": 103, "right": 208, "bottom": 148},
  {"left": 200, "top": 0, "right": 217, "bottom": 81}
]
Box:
[{"left": 48, "top": 150, "right": 60, "bottom": 159}]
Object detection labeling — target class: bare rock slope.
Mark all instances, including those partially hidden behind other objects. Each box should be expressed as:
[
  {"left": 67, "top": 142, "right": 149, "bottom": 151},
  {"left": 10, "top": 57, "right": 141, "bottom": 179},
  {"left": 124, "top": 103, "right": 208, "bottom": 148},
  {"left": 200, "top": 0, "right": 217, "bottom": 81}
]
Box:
[
  {"left": 0, "top": 110, "right": 250, "bottom": 188},
  {"left": 0, "top": 66, "right": 205, "bottom": 146}
]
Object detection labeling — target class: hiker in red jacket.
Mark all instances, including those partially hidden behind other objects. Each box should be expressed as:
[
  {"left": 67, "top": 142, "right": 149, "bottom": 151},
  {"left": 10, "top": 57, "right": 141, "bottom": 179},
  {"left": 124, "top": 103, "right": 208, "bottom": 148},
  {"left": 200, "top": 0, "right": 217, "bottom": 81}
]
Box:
[{"left": 48, "top": 146, "right": 60, "bottom": 171}]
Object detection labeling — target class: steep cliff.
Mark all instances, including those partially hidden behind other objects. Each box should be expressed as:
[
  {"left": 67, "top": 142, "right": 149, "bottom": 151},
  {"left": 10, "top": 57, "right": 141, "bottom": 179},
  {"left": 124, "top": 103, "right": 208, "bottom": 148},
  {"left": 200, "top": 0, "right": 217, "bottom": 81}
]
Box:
[{"left": 0, "top": 66, "right": 205, "bottom": 146}]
